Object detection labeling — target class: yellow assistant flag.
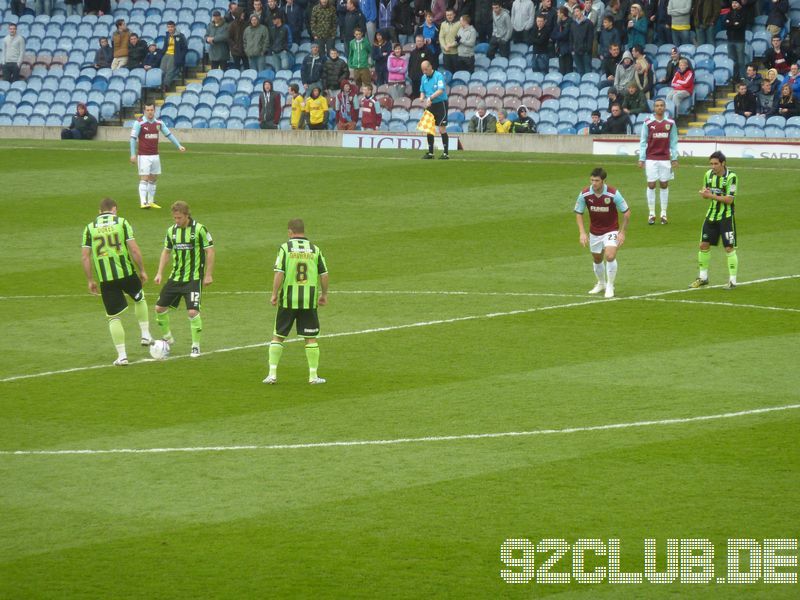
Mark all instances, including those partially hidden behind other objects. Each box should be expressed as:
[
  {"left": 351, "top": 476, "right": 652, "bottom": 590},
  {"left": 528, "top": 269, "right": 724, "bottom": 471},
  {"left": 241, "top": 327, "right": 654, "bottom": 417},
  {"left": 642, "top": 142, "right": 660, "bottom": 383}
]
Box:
[{"left": 416, "top": 110, "right": 437, "bottom": 136}]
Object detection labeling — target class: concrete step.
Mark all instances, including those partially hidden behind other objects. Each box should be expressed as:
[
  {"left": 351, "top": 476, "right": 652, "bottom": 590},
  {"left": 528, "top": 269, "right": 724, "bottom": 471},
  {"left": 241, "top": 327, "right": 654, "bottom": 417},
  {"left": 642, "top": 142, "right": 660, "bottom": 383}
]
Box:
[
  {"left": 174, "top": 85, "right": 187, "bottom": 93},
  {"left": 678, "top": 128, "right": 689, "bottom": 134},
  {"left": 707, "top": 106, "right": 726, "bottom": 113},
  {"left": 688, "top": 121, "right": 704, "bottom": 128}
]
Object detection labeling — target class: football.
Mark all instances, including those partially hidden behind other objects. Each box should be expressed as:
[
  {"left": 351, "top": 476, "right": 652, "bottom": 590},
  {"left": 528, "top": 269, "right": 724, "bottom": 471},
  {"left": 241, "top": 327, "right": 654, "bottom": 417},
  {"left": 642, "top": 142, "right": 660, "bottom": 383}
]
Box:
[{"left": 148, "top": 340, "right": 170, "bottom": 360}]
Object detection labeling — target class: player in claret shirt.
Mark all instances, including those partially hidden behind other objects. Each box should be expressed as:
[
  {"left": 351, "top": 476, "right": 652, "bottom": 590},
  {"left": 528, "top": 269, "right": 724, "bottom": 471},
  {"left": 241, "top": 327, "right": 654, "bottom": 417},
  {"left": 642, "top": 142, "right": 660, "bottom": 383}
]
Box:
[
  {"left": 638, "top": 99, "right": 678, "bottom": 225},
  {"left": 574, "top": 168, "right": 631, "bottom": 299}
]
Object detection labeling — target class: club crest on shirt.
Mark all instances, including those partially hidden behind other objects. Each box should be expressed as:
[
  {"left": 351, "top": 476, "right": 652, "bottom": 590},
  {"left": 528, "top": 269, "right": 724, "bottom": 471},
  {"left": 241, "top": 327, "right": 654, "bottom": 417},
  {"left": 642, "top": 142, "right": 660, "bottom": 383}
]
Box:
[
  {"left": 665, "top": 123, "right": 671, "bottom": 131},
  {"left": 604, "top": 197, "right": 611, "bottom": 204}
]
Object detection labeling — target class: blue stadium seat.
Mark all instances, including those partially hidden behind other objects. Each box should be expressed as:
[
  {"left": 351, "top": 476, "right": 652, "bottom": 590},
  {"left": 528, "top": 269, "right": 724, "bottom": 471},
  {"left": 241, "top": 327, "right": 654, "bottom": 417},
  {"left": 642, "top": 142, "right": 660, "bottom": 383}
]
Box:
[
  {"left": 227, "top": 118, "right": 245, "bottom": 129},
  {"left": 785, "top": 126, "right": 800, "bottom": 137},
  {"left": 766, "top": 115, "right": 786, "bottom": 128},
  {"left": 561, "top": 72, "right": 580, "bottom": 88},
  {"left": 192, "top": 118, "right": 209, "bottom": 128},
  {"left": 193, "top": 105, "right": 211, "bottom": 120},
  {"left": 744, "top": 125, "right": 765, "bottom": 137},
  {"left": 763, "top": 125, "right": 785, "bottom": 138},
  {"left": 580, "top": 72, "right": 600, "bottom": 86},
  {"left": 724, "top": 124, "right": 744, "bottom": 136},
  {"left": 244, "top": 120, "right": 261, "bottom": 129},
  {"left": 537, "top": 123, "right": 558, "bottom": 134},
  {"left": 725, "top": 113, "right": 745, "bottom": 127},
  {"left": 745, "top": 115, "right": 766, "bottom": 128},
  {"left": 703, "top": 126, "right": 725, "bottom": 136},
  {"left": 706, "top": 114, "right": 726, "bottom": 128},
  {"left": 686, "top": 127, "right": 705, "bottom": 136},
  {"left": 144, "top": 68, "right": 163, "bottom": 88},
  {"left": 787, "top": 116, "right": 800, "bottom": 127},
  {"left": 475, "top": 42, "right": 489, "bottom": 54}
]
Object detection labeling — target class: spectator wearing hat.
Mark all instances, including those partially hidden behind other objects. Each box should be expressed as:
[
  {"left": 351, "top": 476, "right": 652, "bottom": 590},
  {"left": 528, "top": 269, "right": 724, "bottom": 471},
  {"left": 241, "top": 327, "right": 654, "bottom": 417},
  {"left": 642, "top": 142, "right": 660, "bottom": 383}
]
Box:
[
  {"left": 61, "top": 104, "right": 98, "bottom": 140},
  {"left": 206, "top": 11, "right": 231, "bottom": 70},
  {"left": 496, "top": 109, "right": 512, "bottom": 133},
  {"left": 511, "top": 106, "right": 537, "bottom": 132},
  {"left": 127, "top": 33, "right": 148, "bottom": 70},
  {"left": 244, "top": 13, "right": 271, "bottom": 72},
  {"left": 143, "top": 43, "right": 162, "bottom": 70},
  {"left": 302, "top": 43, "right": 325, "bottom": 95},
  {"left": 467, "top": 101, "right": 497, "bottom": 132},
  {"left": 588, "top": 110, "right": 605, "bottom": 134}
]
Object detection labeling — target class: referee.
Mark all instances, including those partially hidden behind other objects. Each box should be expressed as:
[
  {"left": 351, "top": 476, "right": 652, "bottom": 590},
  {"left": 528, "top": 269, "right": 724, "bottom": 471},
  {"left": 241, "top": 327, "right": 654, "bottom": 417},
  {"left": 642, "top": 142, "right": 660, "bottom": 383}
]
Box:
[{"left": 419, "top": 60, "right": 450, "bottom": 160}]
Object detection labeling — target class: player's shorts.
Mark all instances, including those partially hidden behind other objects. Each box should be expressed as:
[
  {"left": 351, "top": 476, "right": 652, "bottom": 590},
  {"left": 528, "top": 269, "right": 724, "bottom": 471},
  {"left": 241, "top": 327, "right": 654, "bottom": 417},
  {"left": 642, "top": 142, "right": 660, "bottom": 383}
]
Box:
[
  {"left": 701, "top": 216, "right": 736, "bottom": 248},
  {"left": 100, "top": 274, "right": 144, "bottom": 316},
  {"left": 137, "top": 154, "right": 162, "bottom": 176},
  {"left": 157, "top": 279, "right": 202, "bottom": 311},
  {"left": 645, "top": 159, "right": 673, "bottom": 182},
  {"left": 589, "top": 231, "right": 619, "bottom": 254},
  {"left": 274, "top": 307, "right": 320, "bottom": 338},
  {"left": 428, "top": 100, "right": 448, "bottom": 127}
]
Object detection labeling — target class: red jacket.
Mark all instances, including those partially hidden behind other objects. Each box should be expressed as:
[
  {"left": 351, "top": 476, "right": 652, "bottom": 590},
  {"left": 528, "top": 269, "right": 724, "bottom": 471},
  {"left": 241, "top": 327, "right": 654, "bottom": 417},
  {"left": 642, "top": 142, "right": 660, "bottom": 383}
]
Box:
[
  {"left": 359, "top": 95, "right": 382, "bottom": 129},
  {"left": 671, "top": 68, "right": 695, "bottom": 94}
]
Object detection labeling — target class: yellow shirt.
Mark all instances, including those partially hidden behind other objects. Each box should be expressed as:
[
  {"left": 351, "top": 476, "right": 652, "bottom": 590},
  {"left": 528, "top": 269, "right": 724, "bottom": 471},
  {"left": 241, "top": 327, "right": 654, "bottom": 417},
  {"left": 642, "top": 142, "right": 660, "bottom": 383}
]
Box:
[
  {"left": 166, "top": 35, "right": 175, "bottom": 55},
  {"left": 291, "top": 95, "right": 305, "bottom": 128},
  {"left": 304, "top": 96, "right": 329, "bottom": 126},
  {"left": 496, "top": 120, "right": 512, "bottom": 134}
]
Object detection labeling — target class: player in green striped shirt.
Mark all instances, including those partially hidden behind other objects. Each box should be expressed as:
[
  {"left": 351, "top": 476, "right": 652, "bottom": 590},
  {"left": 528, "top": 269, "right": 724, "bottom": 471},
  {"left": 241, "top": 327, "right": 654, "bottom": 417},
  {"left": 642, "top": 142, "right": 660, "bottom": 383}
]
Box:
[
  {"left": 264, "top": 219, "right": 329, "bottom": 385},
  {"left": 691, "top": 151, "right": 739, "bottom": 289},
  {"left": 81, "top": 198, "right": 152, "bottom": 366},
  {"left": 154, "top": 201, "right": 215, "bottom": 357}
]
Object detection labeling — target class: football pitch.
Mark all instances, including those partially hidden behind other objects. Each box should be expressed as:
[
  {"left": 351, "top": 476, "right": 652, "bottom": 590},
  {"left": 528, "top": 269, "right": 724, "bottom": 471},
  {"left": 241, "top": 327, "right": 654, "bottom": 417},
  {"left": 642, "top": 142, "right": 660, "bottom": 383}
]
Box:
[{"left": 1, "top": 139, "right": 799, "bottom": 598}]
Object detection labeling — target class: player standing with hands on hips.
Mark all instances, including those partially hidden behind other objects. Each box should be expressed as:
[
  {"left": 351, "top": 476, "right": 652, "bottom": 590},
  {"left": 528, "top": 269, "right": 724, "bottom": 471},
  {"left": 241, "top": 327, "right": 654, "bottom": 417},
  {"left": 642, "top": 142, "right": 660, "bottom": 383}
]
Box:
[
  {"left": 130, "top": 103, "right": 186, "bottom": 209},
  {"left": 574, "top": 168, "right": 631, "bottom": 299},
  {"left": 638, "top": 99, "right": 678, "bottom": 225}
]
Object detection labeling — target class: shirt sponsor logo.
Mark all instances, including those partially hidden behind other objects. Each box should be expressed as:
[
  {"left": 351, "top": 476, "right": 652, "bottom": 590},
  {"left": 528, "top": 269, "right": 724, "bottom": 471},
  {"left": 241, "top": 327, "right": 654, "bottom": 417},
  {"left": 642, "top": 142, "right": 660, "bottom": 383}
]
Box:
[
  {"left": 590, "top": 206, "right": 611, "bottom": 212},
  {"left": 144, "top": 133, "right": 158, "bottom": 139},
  {"left": 653, "top": 132, "right": 669, "bottom": 138},
  {"left": 174, "top": 243, "right": 194, "bottom": 250}
]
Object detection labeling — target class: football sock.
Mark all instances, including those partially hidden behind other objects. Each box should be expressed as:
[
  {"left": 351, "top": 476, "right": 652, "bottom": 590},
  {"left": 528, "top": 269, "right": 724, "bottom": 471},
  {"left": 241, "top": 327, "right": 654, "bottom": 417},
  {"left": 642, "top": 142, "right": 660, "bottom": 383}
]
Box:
[
  {"left": 727, "top": 250, "right": 738, "bottom": 283},
  {"left": 427, "top": 134, "right": 434, "bottom": 154},
  {"left": 441, "top": 133, "right": 449, "bottom": 153},
  {"left": 305, "top": 343, "right": 320, "bottom": 379},
  {"left": 138, "top": 180, "right": 148, "bottom": 206},
  {"left": 147, "top": 182, "right": 157, "bottom": 204},
  {"left": 108, "top": 316, "right": 126, "bottom": 358},
  {"left": 698, "top": 249, "right": 711, "bottom": 280},
  {"left": 646, "top": 187, "right": 656, "bottom": 216},
  {"left": 659, "top": 188, "right": 669, "bottom": 216},
  {"left": 134, "top": 298, "right": 150, "bottom": 338},
  {"left": 189, "top": 314, "right": 202, "bottom": 346},
  {"left": 606, "top": 259, "right": 618, "bottom": 285},
  {"left": 156, "top": 310, "right": 171, "bottom": 338},
  {"left": 268, "top": 342, "right": 284, "bottom": 376},
  {"left": 593, "top": 262, "right": 606, "bottom": 284}
]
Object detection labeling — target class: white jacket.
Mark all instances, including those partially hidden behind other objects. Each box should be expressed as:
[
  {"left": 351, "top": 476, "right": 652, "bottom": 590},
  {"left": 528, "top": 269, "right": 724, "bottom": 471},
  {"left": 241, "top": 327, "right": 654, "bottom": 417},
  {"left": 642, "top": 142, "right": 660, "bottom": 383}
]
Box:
[{"left": 511, "top": 0, "right": 535, "bottom": 32}]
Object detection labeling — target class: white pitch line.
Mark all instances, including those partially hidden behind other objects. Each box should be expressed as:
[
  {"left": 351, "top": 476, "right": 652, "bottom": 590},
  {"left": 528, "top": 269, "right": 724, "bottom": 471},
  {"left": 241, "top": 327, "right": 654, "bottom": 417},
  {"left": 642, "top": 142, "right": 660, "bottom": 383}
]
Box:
[
  {"left": 1, "top": 274, "right": 798, "bottom": 384},
  {"left": 644, "top": 298, "right": 800, "bottom": 314},
  {"left": 2, "top": 403, "right": 799, "bottom": 457}
]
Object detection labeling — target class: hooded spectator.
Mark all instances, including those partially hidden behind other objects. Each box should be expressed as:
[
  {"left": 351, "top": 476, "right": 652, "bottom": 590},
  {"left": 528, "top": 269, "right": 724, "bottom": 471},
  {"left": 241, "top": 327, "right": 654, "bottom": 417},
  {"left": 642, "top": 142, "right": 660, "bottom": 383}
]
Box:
[
  {"left": 511, "top": 106, "right": 537, "bottom": 132},
  {"left": 467, "top": 100, "right": 498, "bottom": 132},
  {"left": 61, "top": 104, "right": 98, "bottom": 139},
  {"left": 614, "top": 49, "right": 635, "bottom": 94}
]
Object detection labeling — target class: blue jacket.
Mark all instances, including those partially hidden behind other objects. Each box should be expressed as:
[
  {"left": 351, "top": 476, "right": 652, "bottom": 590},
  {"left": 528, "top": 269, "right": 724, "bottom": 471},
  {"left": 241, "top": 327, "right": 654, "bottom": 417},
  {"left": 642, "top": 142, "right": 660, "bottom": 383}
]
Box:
[
  {"left": 361, "top": 0, "right": 377, "bottom": 22},
  {"left": 160, "top": 30, "right": 188, "bottom": 67}
]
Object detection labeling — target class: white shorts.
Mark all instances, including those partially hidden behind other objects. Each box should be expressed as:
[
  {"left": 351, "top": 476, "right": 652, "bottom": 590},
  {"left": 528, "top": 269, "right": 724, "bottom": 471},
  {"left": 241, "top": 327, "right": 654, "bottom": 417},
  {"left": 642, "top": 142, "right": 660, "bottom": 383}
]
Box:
[
  {"left": 589, "top": 231, "right": 619, "bottom": 254},
  {"left": 645, "top": 159, "right": 672, "bottom": 183},
  {"left": 137, "top": 154, "right": 162, "bottom": 176}
]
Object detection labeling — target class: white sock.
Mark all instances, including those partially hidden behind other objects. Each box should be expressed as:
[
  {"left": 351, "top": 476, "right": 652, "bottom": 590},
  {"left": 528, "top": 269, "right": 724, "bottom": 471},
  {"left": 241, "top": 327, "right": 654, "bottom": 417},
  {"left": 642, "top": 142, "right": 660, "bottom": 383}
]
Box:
[
  {"left": 139, "top": 322, "right": 151, "bottom": 339},
  {"left": 606, "top": 260, "right": 618, "bottom": 285},
  {"left": 147, "top": 182, "right": 156, "bottom": 204},
  {"left": 659, "top": 188, "right": 669, "bottom": 216},
  {"left": 138, "top": 180, "right": 148, "bottom": 206},
  {"left": 700, "top": 269, "right": 709, "bottom": 280},
  {"left": 646, "top": 187, "right": 656, "bottom": 216},
  {"left": 729, "top": 275, "right": 737, "bottom": 284},
  {"left": 593, "top": 262, "right": 606, "bottom": 284},
  {"left": 115, "top": 344, "right": 127, "bottom": 359},
  {"left": 309, "top": 367, "right": 318, "bottom": 379}
]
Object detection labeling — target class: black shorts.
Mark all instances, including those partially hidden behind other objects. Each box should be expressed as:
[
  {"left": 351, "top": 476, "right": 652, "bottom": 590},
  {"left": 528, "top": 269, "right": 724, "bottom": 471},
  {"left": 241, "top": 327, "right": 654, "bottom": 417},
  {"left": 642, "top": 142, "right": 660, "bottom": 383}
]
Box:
[
  {"left": 428, "top": 100, "right": 448, "bottom": 127},
  {"left": 701, "top": 216, "right": 737, "bottom": 247},
  {"left": 274, "top": 306, "right": 320, "bottom": 338},
  {"left": 100, "top": 275, "right": 144, "bottom": 316},
  {"left": 157, "top": 279, "right": 202, "bottom": 311}
]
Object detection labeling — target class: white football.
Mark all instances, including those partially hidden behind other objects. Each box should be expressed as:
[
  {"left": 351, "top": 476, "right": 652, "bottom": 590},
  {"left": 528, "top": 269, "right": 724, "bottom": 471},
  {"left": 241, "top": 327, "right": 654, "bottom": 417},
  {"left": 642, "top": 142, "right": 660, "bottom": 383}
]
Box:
[{"left": 149, "top": 339, "right": 170, "bottom": 360}]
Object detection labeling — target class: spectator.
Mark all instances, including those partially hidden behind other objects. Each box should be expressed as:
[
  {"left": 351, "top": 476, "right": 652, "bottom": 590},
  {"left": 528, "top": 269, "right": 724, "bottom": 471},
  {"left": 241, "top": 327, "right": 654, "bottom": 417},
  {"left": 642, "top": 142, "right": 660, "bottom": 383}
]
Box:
[
  {"left": 305, "top": 86, "right": 330, "bottom": 129},
  {"left": 289, "top": 83, "right": 305, "bottom": 129},
  {"left": 266, "top": 0, "right": 286, "bottom": 25},
  {"left": 765, "top": 35, "right": 796, "bottom": 75},
  {"left": 36, "top": 0, "right": 53, "bottom": 16},
  {"left": 496, "top": 108, "right": 512, "bottom": 132},
  {"left": 530, "top": 15, "right": 552, "bottom": 73},
  {"left": 378, "top": 0, "right": 398, "bottom": 41},
  {"left": 511, "top": 105, "right": 537, "bottom": 132},
  {"left": 667, "top": 57, "right": 694, "bottom": 114},
  {"left": 660, "top": 47, "right": 685, "bottom": 84},
  {"left": 632, "top": 45, "right": 652, "bottom": 96},
  {"left": 693, "top": 0, "right": 720, "bottom": 46},
  {"left": 323, "top": 47, "right": 350, "bottom": 95},
  {"left": 602, "top": 102, "right": 632, "bottom": 133},
  {"left": 456, "top": 14, "right": 477, "bottom": 73},
  {"left": 206, "top": 11, "right": 231, "bottom": 70},
  {"left": 604, "top": 0, "right": 626, "bottom": 44},
  {"left": 224, "top": 1, "right": 240, "bottom": 22},
  {"left": 571, "top": 6, "right": 593, "bottom": 75},
  {"left": 416, "top": 11, "right": 439, "bottom": 55},
  {"left": 766, "top": 0, "right": 789, "bottom": 36},
  {"left": 2, "top": 24, "right": 24, "bottom": 83},
  {"left": 467, "top": 100, "right": 498, "bottom": 132},
  {"left": 733, "top": 81, "right": 757, "bottom": 117},
  {"left": 756, "top": 79, "right": 778, "bottom": 115},
  {"left": 622, "top": 81, "right": 647, "bottom": 114},
  {"left": 386, "top": 43, "right": 409, "bottom": 99},
  {"left": 667, "top": 0, "right": 692, "bottom": 46},
  {"left": 268, "top": 15, "right": 291, "bottom": 71},
  {"left": 600, "top": 43, "right": 621, "bottom": 90},
  {"left": 392, "top": 0, "right": 416, "bottom": 43},
  {"left": 111, "top": 19, "right": 130, "bottom": 70},
  {"left": 61, "top": 104, "right": 97, "bottom": 140},
  {"left": 784, "top": 63, "right": 800, "bottom": 97},
  {"left": 348, "top": 27, "right": 372, "bottom": 86},
  {"left": 302, "top": 42, "right": 324, "bottom": 94},
  {"left": 228, "top": 8, "right": 250, "bottom": 70},
  {"left": 430, "top": 0, "right": 446, "bottom": 25},
  {"left": 361, "top": 0, "right": 378, "bottom": 42},
  {"left": 250, "top": 0, "right": 269, "bottom": 25},
  {"left": 143, "top": 43, "right": 161, "bottom": 70},
  {"left": 588, "top": 110, "right": 605, "bottom": 133},
  {"left": 93, "top": 37, "right": 113, "bottom": 69},
  {"left": 439, "top": 8, "right": 461, "bottom": 73},
  {"left": 626, "top": 4, "right": 647, "bottom": 48},
  {"left": 333, "top": 80, "right": 358, "bottom": 128},
  {"left": 284, "top": 0, "right": 305, "bottom": 43},
  {"left": 160, "top": 21, "right": 187, "bottom": 91},
  {"left": 551, "top": 7, "right": 573, "bottom": 74},
  {"left": 725, "top": 1, "right": 747, "bottom": 81},
  {"left": 359, "top": 83, "right": 383, "bottom": 129},
  {"left": 244, "top": 13, "right": 271, "bottom": 72},
  {"left": 408, "top": 34, "right": 437, "bottom": 97},
  {"left": 371, "top": 30, "right": 391, "bottom": 85},
  {"left": 84, "top": 0, "right": 109, "bottom": 15},
  {"left": 127, "top": 33, "right": 148, "bottom": 70},
  {"left": 614, "top": 49, "right": 635, "bottom": 94},
  {"left": 511, "top": 0, "right": 535, "bottom": 43},
  {"left": 537, "top": 0, "right": 558, "bottom": 31},
  {"left": 651, "top": 0, "right": 671, "bottom": 44},
  {"left": 258, "top": 80, "right": 282, "bottom": 128},
  {"left": 311, "top": 0, "right": 338, "bottom": 58},
  {"left": 584, "top": 0, "right": 601, "bottom": 29},
  {"left": 487, "top": 1, "right": 512, "bottom": 59},
  {"left": 765, "top": 67, "right": 782, "bottom": 94},
  {"left": 606, "top": 86, "right": 619, "bottom": 109},
  {"left": 10, "top": 0, "right": 27, "bottom": 18},
  {"left": 598, "top": 15, "right": 621, "bottom": 59},
  {"left": 777, "top": 83, "right": 799, "bottom": 116},
  {"left": 64, "top": 0, "right": 82, "bottom": 16},
  {"left": 743, "top": 63, "right": 763, "bottom": 94},
  {"left": 343, "top": 0, "right": 367, "bottom": 55},
  {"left": 474, "top": 0, "right": 494, "bottom": 43}
]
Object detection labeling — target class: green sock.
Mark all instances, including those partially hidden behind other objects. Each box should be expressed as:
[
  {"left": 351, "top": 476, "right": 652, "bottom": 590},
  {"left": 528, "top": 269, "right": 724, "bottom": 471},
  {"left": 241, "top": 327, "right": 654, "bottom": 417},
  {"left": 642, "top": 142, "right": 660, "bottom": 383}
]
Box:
[
  {"left": 134, "top": 298, "right": 150, "bottom": 339},
  {"left": 190, "top": 314, "right": 202, "bottom": 346},
  {"left": 108, "top": 316, "right": 126, "bottom": 357},
  {"left": 727, "top": 250, "right": 738, "bottom": 280},
  {"left": 305, "top": 343, "right": 320, "bottom": 379},
  {"left": 156, "top": 310, "right": 171, "bottom": 339},
  {"left": 268, "top": 342, "right": 284, "bottom": 377},
  {"left": 698, "top": 249, "right": 711, "bottom": 279}
]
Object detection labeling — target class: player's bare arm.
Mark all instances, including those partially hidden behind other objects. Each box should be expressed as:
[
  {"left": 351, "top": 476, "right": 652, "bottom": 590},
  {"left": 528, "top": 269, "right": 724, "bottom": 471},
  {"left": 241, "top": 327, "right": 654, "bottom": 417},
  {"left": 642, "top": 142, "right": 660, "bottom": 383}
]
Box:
[
  {"left": 126, "top": 239, "right": 148, "bottom": 284},
  {"left": 129, "top": 154, "right": 137, "bottom": 164},
  {"left": 203, "top": 247, "right": 215, "bottom": 286},
  {"left": 81, "top": 247, "right": 98, "bottom": 295},
  {"left": 637, "top": 160, "right": 644, "bottom": 168},
  {"left": 617, "top": 209, "right": 631, "bottom": 246},
  {"left": 318, "top": 272, "right": 329, "bottom": 306},
  {"left": 154, "top": 248, "right": 171, "bottom": 284},
  {"left": 271, "top": 271, "right": 285, "bottom": 306},
  {"left": 575, "top": 213, "right": 588, "bottom": 247}
]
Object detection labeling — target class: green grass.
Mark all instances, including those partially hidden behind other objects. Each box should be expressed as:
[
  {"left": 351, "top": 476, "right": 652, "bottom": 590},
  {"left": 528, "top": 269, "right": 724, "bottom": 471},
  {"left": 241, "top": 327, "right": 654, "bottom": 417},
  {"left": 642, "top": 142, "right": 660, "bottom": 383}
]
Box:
[{"left": 1, "top": 139, "right": 799, "bottom": 598}]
